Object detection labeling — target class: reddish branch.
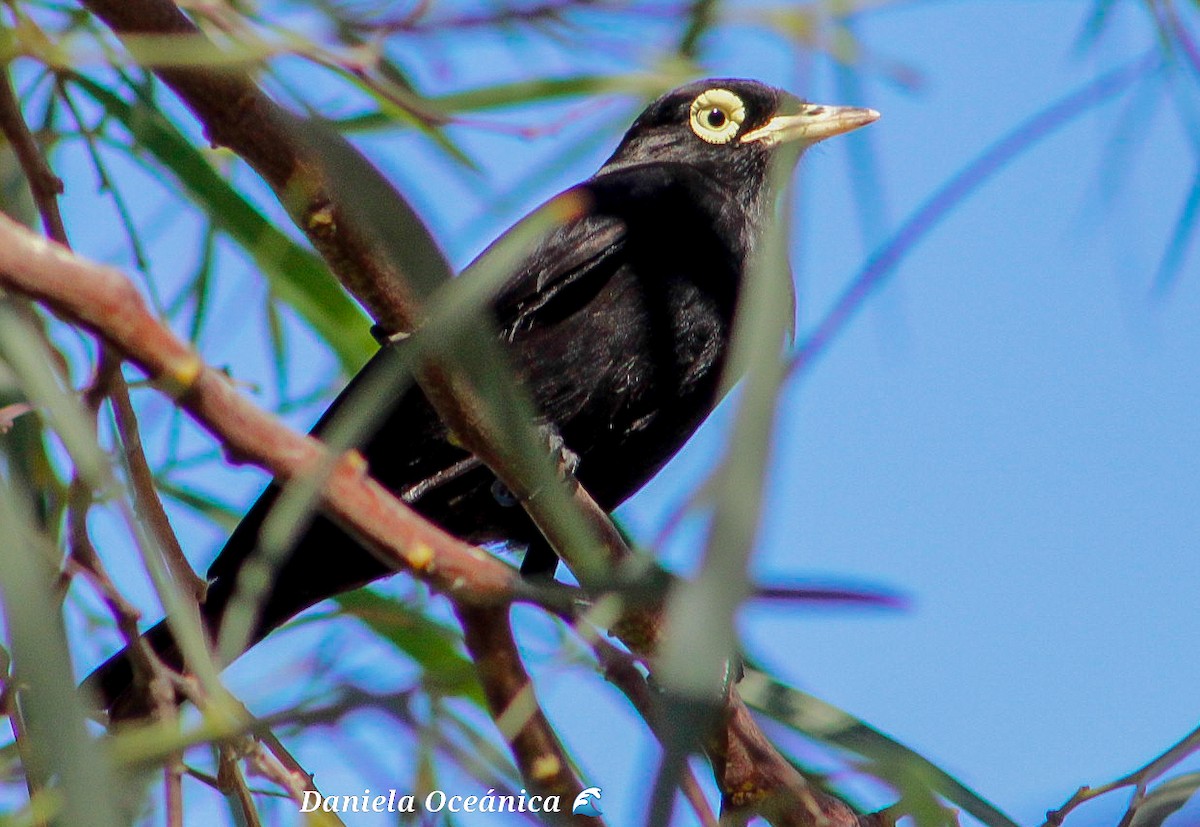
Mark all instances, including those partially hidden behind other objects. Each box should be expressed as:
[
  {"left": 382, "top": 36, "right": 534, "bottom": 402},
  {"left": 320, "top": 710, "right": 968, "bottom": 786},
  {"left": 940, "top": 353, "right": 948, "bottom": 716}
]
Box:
[
  {"left": 0, "top": 215, "right": 523, "bottom": 606},
  {"left": 711, "top": 697, "right": 870, "bottom": 827}
]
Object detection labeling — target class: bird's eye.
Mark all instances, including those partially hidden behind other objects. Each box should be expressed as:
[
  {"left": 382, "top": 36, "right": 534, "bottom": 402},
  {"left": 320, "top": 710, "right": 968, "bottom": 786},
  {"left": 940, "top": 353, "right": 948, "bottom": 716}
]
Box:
[{"left": 689, "top": 89, "right": 746, "bottom": 144}]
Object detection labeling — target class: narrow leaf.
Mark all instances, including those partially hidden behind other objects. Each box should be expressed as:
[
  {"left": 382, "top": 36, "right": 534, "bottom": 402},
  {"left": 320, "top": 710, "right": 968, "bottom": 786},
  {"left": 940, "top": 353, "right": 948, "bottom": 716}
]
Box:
[
  {"left": 429, "top": 72, "right": 680, "bottom": 114},
  {"left": 740, "top": 669, "right": 1020, "bottom": 827},
  {"left": 333, "top": 591, "right": 484, "bottom": 704},
  {"left": 1130, "top": 773, "right": 1200, "bottom": 827},
  {"left": 1152, "top": 169, "right": 1200, "bottom": 295}
]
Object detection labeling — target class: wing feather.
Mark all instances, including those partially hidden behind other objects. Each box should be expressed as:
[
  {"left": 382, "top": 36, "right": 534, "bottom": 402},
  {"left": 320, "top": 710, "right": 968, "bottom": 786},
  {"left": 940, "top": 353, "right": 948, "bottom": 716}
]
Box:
[{"left": 491, "top": 209, "right": 627, "bottom": 341}]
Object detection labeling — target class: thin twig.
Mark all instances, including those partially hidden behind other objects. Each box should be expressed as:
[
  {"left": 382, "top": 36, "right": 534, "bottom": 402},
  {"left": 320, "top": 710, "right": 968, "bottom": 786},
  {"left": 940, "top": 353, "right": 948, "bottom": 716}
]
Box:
[
  {"left": 165, "top": 753, "right": 185, "bottom": 827},
  {"left": 1043, "top": 722, "right": 1200, "bottom": 827},
  {"left": 217, "top": 744, "right": 263, "bottom": 827},
  {"left": 109, "top": 372, "right": 209, "bottom": 604},
  {"left": 243, "top": 735, "right": 348, "bottom": 826},
  {"left": 65, "top": 357, "right": 187, "bottom": 721},
  {"left": 253, "top": 727, "right": 316, "bottom": 795},
  {"left": 353, "top": 0, "right": 600, "bottom": 35},
  {"left": 0, "top": 67, "right": 67, "bottom": 241}
]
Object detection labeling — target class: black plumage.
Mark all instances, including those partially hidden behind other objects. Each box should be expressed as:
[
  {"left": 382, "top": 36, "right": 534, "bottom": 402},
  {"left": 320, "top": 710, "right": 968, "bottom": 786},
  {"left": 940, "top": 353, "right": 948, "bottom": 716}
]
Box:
[{"left": 86, "top": 78, "right": 878, "bottom": 716}]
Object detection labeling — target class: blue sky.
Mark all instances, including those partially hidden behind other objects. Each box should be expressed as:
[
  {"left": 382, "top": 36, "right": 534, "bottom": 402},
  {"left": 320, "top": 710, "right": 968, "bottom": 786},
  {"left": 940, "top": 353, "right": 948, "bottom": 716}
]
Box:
[{"left": 44, "top": 0, "right": 1200, "bottom": 824}]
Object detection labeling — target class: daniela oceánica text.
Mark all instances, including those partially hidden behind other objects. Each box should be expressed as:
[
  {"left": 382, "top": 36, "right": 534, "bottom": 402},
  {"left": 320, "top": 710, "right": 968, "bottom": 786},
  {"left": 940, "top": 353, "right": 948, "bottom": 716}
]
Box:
[{"left": 299, "top": 788, "right": 564, "bottom": 815}]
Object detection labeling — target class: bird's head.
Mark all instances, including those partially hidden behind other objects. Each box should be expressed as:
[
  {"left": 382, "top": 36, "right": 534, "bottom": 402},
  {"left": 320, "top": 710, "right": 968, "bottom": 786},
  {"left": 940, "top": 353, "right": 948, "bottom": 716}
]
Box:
[{"left": 599, "top": 78, "right": 879, "bottom": 200}]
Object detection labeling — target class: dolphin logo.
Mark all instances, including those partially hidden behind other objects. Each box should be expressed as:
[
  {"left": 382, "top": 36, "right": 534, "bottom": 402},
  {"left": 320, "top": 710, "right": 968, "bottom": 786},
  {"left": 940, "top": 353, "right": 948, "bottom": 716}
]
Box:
[{"left": 572, "top": 787, "right": 603, "bottom": 816}]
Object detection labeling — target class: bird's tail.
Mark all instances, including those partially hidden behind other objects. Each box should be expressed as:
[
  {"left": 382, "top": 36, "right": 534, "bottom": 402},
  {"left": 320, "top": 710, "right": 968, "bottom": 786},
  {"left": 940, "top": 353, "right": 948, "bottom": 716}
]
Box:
[
  {"left": 81, "top": 496, "right": 398, "bottom": 720},
  {"left": 81, "top": 348, "right": 478, "bottom": 719}
]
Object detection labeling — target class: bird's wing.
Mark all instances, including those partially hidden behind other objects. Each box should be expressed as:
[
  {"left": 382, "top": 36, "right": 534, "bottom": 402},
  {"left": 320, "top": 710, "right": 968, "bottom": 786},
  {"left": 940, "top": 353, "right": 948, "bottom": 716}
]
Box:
[
  {"left": 489, "top": 203, "right": 628, "bottom": 341},
  {"left": 489, "top": 162, "right": 741, "bottom": 340},
  {"left": 213, "top": 192, "right": 634, "bottom": 578}
]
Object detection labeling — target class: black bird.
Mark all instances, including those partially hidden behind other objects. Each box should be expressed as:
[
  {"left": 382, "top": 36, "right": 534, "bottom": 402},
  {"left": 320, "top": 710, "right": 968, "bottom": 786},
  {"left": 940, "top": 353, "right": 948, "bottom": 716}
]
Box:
[{"left": 86, "top": 79, "right": 878, "bottom": 716}]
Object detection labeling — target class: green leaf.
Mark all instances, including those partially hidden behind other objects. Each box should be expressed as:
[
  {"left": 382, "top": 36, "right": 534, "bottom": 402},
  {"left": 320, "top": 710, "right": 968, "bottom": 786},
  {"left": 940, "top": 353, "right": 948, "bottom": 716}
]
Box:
[
  {"left": 0, "top": 317, "right": 65, "bottom": 538},
  {"left": 68, "top": 74, "right": 375, "bottom": 374},
  {"left": 176, "top": 221, "right": 218, "bottom": 346},
  {"left": 1153, "top": 170, "right": 1200, "bottom": 295},
  {"left": 1131, "top": 773, "right": 1200, "bottom": 827},
  {"left": 0, "top": 305, "right": 107, "bottom": 490},
  {"left": 335, "top": 71, "right": 687, "bottom": 135},
  {"left": 678, "top": 0, "right": 718, "bottom": 58},
  {"left": 739, "top": 669, "right": 1020, "bottom": 827},
  {"left": 0, "top": 474, "right": 124, "bottom": 827},
  {"left": 329, "top": 67, "right": 479, "bottom": 170},
  {"left": 264, "top": 293, "right": 290, "bottom": 402},
  {"left": 429, "top": 72, "right": 678, "bottom": 113},
  {"left": 332, "top": 591, "right": 485, "bottom": 705}
]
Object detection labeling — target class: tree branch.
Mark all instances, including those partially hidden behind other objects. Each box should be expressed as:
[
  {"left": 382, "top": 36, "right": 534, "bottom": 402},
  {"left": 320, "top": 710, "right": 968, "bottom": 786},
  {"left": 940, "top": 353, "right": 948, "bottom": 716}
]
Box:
[
  {"left": 0, "top": 214, "right": 523, "bottom": 607},
  {"left": 456, "top": 603, "right": 594, "bottom": 826},
  {"left": 0, "top": 67, "right": 67, "bottom": 242}
]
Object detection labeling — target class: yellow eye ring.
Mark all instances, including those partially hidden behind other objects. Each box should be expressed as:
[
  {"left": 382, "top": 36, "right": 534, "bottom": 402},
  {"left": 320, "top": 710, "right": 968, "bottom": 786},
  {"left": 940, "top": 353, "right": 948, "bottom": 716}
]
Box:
[{"left": 689, "top": 89, "right": 746, "bottom": 144}]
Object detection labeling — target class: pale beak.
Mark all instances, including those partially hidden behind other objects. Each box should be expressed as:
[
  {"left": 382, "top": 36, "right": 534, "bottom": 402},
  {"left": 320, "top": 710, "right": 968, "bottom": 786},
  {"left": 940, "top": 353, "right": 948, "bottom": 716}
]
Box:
[{"left": 739, "top": 102, "right": 880, "bottom": 147}]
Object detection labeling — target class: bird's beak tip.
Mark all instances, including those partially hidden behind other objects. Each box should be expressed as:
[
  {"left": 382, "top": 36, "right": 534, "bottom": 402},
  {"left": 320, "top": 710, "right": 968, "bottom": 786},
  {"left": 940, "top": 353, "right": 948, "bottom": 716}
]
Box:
[
  {"left": 811, "top": 105, "right": 881, "bottom": 139},
  {"left": 741, "top": 103, "right": 881, "bottom": 146}
]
